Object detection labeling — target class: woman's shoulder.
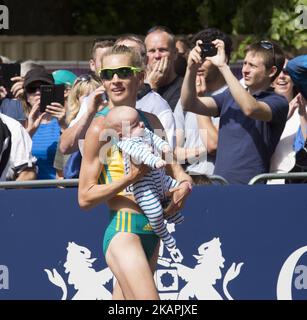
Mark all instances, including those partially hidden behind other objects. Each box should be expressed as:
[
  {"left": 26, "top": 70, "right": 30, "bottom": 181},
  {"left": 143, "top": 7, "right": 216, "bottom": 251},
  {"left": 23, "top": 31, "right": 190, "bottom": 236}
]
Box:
[
  {"left": 85, "top": 115, "right": 107, "bottom": 143},
  {"left": 141, "top": 110, "right": 164, "bottom": 130}
]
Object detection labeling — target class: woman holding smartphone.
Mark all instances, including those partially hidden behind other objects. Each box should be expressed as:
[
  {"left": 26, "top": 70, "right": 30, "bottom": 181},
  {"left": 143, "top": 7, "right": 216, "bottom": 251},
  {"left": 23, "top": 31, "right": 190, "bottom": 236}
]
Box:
[
  {"left": 78, "top": 45, "right": 192, "bottom": 300},
  {"left": 22, "top": 67, "right": 67, "bottom": 179}
]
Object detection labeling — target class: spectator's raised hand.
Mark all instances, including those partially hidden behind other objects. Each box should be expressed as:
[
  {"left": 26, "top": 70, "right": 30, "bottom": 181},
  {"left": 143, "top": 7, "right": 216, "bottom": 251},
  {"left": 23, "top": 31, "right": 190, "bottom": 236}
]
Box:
[
  {"left": 27, "top": 102, "right": 46, "bottom": 136},
  {"left": 46, "top": 102, "right": 67, "bottom": 130},
  {"left": 187, "top": 41, "right": 203, "bottom": 70},
  {"left": 206, "top": 39, "right": 227, "bottom": 68},
  {"left": 297, "top": 93, "right": 307, "bottom": 116},
  {"left": 287, "top": 93, "right": 300, "bottom": 119},
  {"left": 146, "top": 56, "right": 169, "bottom": 90},
  {"left": 0, "top": 86, "right": 7, "bottom": 99},
  {"left": 10, "top": 76, "right": 24, "bottom": 99}
]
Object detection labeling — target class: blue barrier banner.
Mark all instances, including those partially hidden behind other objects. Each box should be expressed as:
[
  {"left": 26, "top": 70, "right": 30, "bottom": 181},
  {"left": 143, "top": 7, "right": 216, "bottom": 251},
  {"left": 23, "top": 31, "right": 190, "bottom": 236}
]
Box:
[{"left": 0, "top": 185, "right": 307, "bottom": 300}]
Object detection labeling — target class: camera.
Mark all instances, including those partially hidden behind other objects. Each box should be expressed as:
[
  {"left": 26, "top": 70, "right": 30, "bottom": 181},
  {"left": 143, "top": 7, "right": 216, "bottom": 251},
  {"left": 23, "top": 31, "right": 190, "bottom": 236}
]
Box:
[{"left": 199, "top": 43, "right": 217, "bottom": 59}]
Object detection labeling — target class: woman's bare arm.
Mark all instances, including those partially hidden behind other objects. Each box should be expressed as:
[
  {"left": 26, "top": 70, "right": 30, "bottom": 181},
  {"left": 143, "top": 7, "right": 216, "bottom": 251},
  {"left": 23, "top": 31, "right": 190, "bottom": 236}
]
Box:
[{"left": 78, "top": 117, "right": 147, "bottom": 210}]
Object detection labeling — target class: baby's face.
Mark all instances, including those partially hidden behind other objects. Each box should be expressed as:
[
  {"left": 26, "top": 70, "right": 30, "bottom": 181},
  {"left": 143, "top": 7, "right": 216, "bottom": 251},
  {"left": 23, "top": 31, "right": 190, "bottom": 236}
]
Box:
[
  {"left": 128, "top": 118, "right": 145, "bottom": 138},
  {"left": 121, "top": 114, "right": 144, "bottom": 138}
]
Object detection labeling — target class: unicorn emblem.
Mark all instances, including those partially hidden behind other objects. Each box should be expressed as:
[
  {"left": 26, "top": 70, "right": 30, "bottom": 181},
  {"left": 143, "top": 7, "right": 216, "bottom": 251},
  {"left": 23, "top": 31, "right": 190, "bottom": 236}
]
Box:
[{"left": 44, "top": 242, "right": 113, "bottom": 300}]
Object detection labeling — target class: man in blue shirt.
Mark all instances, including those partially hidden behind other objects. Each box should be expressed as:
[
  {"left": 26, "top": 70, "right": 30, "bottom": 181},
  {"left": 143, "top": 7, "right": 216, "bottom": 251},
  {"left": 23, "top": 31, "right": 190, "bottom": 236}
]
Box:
[{"left": 181, "top": 40, "right": 289, "bottom": 184}]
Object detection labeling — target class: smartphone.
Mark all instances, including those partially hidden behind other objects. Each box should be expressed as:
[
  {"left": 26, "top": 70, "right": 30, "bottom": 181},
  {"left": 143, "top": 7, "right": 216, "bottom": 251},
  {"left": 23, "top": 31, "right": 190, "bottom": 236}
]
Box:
[
  {"left": 40, "top": 84, "right": 65, "bottom": 113},
  {"left": 0, "top": 63, "right": 21, "bottom": 98},
  {"left": 200, "top": 43, "right": 217, "bottom": 59},
  {"left": 101, "top": 92, "right": 108, "bottom": 103}
]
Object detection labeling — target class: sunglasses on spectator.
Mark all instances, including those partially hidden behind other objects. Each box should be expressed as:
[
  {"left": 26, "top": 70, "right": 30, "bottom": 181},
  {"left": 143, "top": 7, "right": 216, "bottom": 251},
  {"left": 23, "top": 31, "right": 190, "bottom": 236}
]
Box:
[
  {"left": 260, "top": 40, "right": 275, "bottom": 66},
  {"left": 99, "top": 66, "right": 142, "bottom": 80},
  {"left": 26, "top": 85, "right": 42, "bottom": 94},
  {"left": 75, "top": 74, "right": 92, "bottom": 83},
  {"left": 281, "top": 68, "right": 289, "bottom": 75}
]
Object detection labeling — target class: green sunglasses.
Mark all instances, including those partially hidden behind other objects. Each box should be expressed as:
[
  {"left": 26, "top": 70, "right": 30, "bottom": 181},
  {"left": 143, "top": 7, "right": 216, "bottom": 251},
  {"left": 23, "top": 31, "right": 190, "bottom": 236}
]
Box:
[{"left": 100, "top": 66, "right": 142, "bottom": 80}]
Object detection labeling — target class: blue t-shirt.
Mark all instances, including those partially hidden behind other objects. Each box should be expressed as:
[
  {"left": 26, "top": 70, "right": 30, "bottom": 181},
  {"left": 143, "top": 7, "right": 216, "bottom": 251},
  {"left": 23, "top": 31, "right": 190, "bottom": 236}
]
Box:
[
  {"left": 293, "top": 127, "right": 305, "bottom": 153},
  {"left": 32, "top": 118, "right": 61, "bottom": 179},
  {"left": 0, "top": 98, "right": 26, "bottom": 121},
  {"left": 212, "top": 88, "right": 288, "bottom": 184}
]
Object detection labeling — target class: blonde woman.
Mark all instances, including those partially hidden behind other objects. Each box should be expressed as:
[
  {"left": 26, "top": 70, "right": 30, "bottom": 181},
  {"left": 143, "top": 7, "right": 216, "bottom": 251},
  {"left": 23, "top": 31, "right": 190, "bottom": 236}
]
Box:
[{"left": 59, "top": 73, "right": 102, "bottom": 179}]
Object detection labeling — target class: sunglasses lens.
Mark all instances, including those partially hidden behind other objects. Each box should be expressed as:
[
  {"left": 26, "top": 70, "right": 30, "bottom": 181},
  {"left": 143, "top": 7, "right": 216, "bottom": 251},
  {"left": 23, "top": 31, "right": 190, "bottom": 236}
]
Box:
[
  {"left": 27, "top": 86, "right": 40, "bottom": 94},
  {"left": 118, "top": 67, "right": 133, "bottom": 78},
  {"left": 260, "top": 41, "right": 272, "bottom": 50},
  {"left": 100, "top": 67, "right": 134, "bottom": 80},
  {"left": 282, "top": 68, "right": 289, "bottom": 75},
  {"left": 76, "top": 74, "right": 91, "bottom": 82},
  {"left": 100, "top": 69, "right": 113, "bottom": 80}
]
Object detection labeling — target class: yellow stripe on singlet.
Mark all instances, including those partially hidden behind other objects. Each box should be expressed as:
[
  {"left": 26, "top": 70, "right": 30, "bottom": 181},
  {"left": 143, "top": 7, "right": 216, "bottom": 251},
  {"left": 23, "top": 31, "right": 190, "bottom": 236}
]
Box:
[
  {"left": 121, "top": 211, "right": 126, "bottom": 232},
  {"left": 98, "top": 145, "right": 128, "bottom": 195},
  {"left": 128, "top": 212, "right": 131, "bottom": 233},
  {"left": 116, "top": 212, "right": 120, "bottom": 231}
]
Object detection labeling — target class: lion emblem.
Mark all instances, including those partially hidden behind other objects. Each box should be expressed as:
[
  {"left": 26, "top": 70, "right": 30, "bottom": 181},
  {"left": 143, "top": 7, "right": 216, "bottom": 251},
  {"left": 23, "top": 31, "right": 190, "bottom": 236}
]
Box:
[
  {"left": 171, "top": 237, "right": 244, "bottom": 300},
  {"left": 44, "top": 242, "right": 113, "bottom": 300}
]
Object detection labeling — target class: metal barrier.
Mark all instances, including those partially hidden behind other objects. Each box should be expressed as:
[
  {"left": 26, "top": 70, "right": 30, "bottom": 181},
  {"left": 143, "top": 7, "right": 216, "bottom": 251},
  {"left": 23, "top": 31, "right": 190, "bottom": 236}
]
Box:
[
  {"left": 248, "top": 172, "right": 307, "bottom": 185},
  {"left": 208, "top": 175, "right": 229, "bottom": 185},
  {"left": 4, "top": 172, "right": 306, "bottom": 188},
  {"left": 0, "top": 176, "right": 229, "bottom": 189},
  {"left": 0, "top": 179, "right": 78, "bottom": 189}
]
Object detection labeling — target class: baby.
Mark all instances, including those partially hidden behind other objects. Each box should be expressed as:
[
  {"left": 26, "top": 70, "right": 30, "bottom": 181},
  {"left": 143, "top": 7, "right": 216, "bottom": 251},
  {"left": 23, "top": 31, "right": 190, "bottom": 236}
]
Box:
[{"left": 104, "top": 106, "right": 184, "bottom": 250}]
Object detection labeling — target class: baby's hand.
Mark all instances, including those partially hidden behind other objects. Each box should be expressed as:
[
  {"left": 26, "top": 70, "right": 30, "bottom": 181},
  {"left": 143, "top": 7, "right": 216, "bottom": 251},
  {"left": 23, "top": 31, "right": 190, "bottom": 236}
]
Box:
[
  {"left": 162, "top": 144, "right": 172, "bottom": 154},
  {"left": 155, "top": 159, "right": 167, "bottom": 169}
]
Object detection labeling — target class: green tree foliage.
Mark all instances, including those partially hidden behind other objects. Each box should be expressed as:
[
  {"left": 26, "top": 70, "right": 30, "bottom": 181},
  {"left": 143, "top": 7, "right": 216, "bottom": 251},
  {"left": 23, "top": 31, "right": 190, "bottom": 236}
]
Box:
[
  {"left": 269, "top": 0, "right": 307, "bottom": 52},
  {"left": 229, "top": 0, "right": 307, "bottom": 60},
  {"left": 196, "top": 0, "right": 238, "bottom": 34}
]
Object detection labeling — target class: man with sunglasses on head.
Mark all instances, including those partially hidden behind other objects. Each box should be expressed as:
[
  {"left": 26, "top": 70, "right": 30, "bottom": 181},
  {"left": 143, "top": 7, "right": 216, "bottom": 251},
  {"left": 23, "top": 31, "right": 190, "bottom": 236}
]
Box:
[{"left": 181, "top": 40, "right": 289, "bottom": 184}]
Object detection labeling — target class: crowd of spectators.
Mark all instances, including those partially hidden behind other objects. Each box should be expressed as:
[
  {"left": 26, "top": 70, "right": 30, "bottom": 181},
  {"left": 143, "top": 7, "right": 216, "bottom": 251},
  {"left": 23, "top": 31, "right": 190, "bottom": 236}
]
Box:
[{"left": 0, "top": 26, "right": 306, "bottom": 185}]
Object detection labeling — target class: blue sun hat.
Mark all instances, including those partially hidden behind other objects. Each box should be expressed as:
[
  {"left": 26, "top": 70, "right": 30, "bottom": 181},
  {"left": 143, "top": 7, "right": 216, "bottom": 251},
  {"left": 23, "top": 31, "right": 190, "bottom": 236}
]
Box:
[{"left": 52, "top": 69, "right": 77, "bottom": 87}]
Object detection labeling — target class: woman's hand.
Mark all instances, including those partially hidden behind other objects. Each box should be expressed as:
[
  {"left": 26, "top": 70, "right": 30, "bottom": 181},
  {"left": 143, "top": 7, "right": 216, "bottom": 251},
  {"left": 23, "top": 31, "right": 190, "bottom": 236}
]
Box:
[
  {"left": 127, "top": 161, "right": 150, "bottom": 184},
  {"left": 27, "top": 102, "right": 46, "bottom": 136},
  {"left": 164, "top": 181, "right": 192, "bottom": 218},
  {"left": 297, "top": 93, "right": 307, "bottom": 116},
  {"left": 87, "top": 85, "right": 108, "bottom": 114},
  {"left": 46, "top": 102, "right": 67, "bottom": 130},
  {"left": 0, "top": 86, "right": 7, "bottom": 99},
  {"left": 10, "top": 76, "right": 25, "bottom": 99}
]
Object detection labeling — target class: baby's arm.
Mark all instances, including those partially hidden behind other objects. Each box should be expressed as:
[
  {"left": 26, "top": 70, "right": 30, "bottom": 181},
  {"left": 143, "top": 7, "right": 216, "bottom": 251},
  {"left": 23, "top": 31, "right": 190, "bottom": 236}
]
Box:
[
  {"left": 117, "top": 138, "right": 166, "bottom": 169},
  {"left": 144, "top": 127, "right": 172, "bottom": 154}
]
